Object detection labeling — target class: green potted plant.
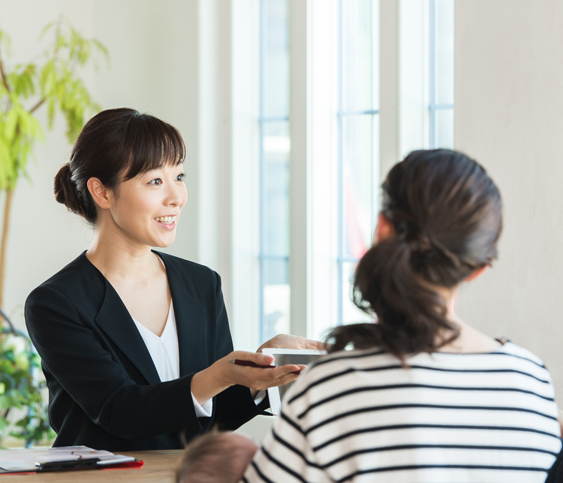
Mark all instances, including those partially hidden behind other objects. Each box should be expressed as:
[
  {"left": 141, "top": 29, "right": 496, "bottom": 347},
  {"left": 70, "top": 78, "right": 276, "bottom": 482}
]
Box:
[
  {"left": 0, "top": 311, "right": 53, "bottom": 447},
  {"left": 0, "top": 18, "right": 107, "bottom": 447}
]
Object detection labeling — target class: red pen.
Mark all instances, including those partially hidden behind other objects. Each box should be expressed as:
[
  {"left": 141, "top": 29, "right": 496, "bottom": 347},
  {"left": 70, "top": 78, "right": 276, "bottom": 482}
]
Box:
[
  {"left": 228, "top": 358, "right": 302, "bottom": 374},
  {"left": 228, "top": 359, "right": 276, "bottom": 369}
]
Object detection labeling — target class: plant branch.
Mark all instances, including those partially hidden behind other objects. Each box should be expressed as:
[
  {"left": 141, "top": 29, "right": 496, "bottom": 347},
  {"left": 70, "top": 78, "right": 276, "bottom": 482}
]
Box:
[
  {"left": 0, "top": 307, "right": 18, "bottom": 336},
  {"left": 29, "top": 98, "right": 46, "bottom": 114},
  {"left": 0, "top": 189, "right": 14, "bottom": 310},
  {"left": 0, "top": 46, "right": 11, "bottom": 93}
]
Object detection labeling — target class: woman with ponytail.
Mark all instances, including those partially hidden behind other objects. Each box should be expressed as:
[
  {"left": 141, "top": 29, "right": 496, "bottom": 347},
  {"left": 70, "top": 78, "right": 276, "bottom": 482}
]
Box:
[
  {"left": 243, "top": 150, "right": 562, "bottom": 483},
  {"left": 25, "top": 108, "right": 321, "bottom": 452}
]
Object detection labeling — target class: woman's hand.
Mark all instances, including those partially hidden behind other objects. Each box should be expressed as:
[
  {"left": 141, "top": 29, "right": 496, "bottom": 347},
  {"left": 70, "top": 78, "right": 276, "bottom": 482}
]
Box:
[
  {"left": 191, "top": 336, "right": 325, "bottom": 405},
  {"left": 191, "top": 351, "right": 305, "bottom": 404},
  {"left": 257, "top": 334, "right": 326, "bottom": 353}
]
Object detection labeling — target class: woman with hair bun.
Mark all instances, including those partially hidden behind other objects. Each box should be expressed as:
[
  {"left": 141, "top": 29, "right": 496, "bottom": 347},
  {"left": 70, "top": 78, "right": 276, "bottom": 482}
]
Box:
[
  {"left": 25, "top": 108, "right": 321, "bottom": 451},
  {"left": 244, "top": 149, "right": 562, "bottom": 483}
]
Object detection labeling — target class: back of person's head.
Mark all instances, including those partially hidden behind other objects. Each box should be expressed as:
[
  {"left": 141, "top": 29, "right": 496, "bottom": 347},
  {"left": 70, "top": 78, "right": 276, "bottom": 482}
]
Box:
[
  {"left": 328, "top": 149, "right": 502, "bottom": 359},
  {"left": 53, "top": 107, "right": 185, "bottom": 225},
  {"left": 176, "top": 431, "right": 258, "bottom": 483}
]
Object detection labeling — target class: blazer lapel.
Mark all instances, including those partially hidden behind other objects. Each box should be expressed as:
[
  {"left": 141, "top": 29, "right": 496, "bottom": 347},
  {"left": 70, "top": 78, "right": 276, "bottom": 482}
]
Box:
[
  {"left": 94, "top": 280, "right": 161, "bottom": 386},
  {"left": 161, "top": 255, "right": 209, "bottom": 377}
]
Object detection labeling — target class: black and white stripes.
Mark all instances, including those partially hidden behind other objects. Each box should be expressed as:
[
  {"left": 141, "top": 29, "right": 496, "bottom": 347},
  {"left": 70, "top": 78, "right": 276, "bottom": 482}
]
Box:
[{"left": 242, "top": 343, "right": 561, "bottom": 483}]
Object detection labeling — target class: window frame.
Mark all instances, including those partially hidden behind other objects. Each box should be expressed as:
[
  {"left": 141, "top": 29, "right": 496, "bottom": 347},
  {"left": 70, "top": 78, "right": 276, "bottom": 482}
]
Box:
[
  {"left": 335, "top": 0, "right": 380, "bottom": 326},
  {"left": 257, "top": 0, "right": 291, "bottom": 343},
  {"left": 428, "top": 0, "right": 454, "bottom": 149}
]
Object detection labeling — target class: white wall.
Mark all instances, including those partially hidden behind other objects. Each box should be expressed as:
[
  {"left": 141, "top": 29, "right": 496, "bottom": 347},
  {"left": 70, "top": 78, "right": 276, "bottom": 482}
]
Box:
[
  {"left": 0, "top": 0, "right": 234, "bottom": 331},
  {"left": 454, "top": 0, "right": 563, "bottom": 402}
]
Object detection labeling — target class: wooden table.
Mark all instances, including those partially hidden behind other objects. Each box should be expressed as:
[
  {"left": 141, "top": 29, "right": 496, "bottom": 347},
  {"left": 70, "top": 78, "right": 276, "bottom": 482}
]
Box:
[{"left": 0, "top": 450, "right": 184, "bottom": 482}]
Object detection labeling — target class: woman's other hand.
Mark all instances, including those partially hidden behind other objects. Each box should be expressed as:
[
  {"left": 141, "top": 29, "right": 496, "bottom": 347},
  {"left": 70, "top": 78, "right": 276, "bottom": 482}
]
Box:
[
  {"left": 191, "top": 351, "right": 306, "bottom": 404},
  {"left": 257, "top": 334, "right": 325, "bottom": 353}
]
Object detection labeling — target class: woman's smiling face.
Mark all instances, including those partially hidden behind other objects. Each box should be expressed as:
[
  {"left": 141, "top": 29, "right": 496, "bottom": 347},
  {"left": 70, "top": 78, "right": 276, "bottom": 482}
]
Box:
[{"left": 107, "top": 163, "right": 188, "bottom": 248}]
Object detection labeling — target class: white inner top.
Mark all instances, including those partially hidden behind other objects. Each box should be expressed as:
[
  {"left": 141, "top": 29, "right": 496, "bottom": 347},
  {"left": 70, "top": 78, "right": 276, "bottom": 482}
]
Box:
[
  {"left": 132, "top": 303, "right": 180, "bottom": 383},
  {"left": 132, "top": 298, "right": 213, "bottom": 417}
]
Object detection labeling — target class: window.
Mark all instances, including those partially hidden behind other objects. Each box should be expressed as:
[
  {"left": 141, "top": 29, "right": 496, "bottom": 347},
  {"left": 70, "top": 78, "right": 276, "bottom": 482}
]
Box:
[
  {"left": 258, "top": 0, "right": 290, "bottom": 343},
  {"left": 400, "top": 0, "right": 454, "bottom": 156},
  {"left": 336, "top": 0, "right": 380, "bottom": 326},
  {"left": 429, "top": 0, "right": 454, "bottom": 148},
  {"left": 307, "top": 0, "right": 380, "bottom": 340},
  {"left": 232, "top": 1, "right": 452, "bottom": 345}
]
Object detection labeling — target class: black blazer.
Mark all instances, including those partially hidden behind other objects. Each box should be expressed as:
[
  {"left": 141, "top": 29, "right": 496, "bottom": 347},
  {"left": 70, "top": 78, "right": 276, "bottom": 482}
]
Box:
[{"left": 25, "top": 251, "right": 268, "bottom": 452}]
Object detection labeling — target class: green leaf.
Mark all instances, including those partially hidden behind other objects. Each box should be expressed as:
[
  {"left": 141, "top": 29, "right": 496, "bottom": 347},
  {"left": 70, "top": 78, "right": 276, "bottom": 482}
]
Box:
[
  {"left": 4, "top": 109, "right": 17, "bottom": 143},
  {"left": 40, "top": 60, "right": 56, "bottom": 95},
  {"left": 46, "top": 97, "right": 56, "bottom": 128},
  {"left": 39, "top": 21, "right": 57, "bottom": 40},
  {"left": 8, "top": 64, "right": 37, "bottom": 98}
]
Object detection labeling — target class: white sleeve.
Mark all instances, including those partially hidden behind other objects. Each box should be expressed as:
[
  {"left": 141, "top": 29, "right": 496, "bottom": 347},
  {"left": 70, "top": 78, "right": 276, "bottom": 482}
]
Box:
[
  {"left": 192, "top": 389, "right": 263, "bottom": 418},
  {"left": 191, "top": 391, "right": 213, "bottom": 418},
  {"left": 253, "top": 390, "right": 267, "bottom": 406}
]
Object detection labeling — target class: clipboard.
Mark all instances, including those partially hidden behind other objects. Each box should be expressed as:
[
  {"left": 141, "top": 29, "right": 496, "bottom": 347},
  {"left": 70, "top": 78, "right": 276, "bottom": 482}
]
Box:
[{"left": 0, "top": 446, "right": 144, "bottom": 475}]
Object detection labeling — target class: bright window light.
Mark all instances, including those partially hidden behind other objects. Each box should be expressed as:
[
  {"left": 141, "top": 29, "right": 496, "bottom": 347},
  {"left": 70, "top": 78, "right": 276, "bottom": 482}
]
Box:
[
  {"left": 258, "top": 0, "right": 290, "bottom": 343},
  {"left": 337, "top": 0, "right": 380, "bottom": 326}
]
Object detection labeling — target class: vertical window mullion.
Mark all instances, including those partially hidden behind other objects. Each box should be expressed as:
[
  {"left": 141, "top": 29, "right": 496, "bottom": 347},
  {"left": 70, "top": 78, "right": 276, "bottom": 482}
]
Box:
[
  {"left": 288, "top": 0, "right": 310, "bottom": 337},
  {"left": 258, "top": 0, "right": 266, "bottom": 343},
  {"left": 429, "top": 0, "right": 454, "bottom": 149},
  {"left": 337, "top": 0, "right": 344, "bottom": 327},
  {"left": 429, "top": 0, "right": 436, "bottom": 148}
]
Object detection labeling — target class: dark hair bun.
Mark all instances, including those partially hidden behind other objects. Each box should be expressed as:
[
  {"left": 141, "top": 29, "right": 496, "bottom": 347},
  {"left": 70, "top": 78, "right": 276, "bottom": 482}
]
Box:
[{"left": 54, "top": 163, "right": 83, "bottom": 215}]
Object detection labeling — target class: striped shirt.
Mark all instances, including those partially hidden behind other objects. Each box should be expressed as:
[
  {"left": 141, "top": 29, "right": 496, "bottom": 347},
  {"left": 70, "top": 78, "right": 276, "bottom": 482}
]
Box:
[{"left": 242, "top": 342, "right": 562, "bottom": 483}]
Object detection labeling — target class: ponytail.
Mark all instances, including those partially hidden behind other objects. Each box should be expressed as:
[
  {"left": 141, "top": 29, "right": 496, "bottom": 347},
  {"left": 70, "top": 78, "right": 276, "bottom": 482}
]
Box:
[{"left": 328, "top": 237, "right": 457, "bottom": 359}]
